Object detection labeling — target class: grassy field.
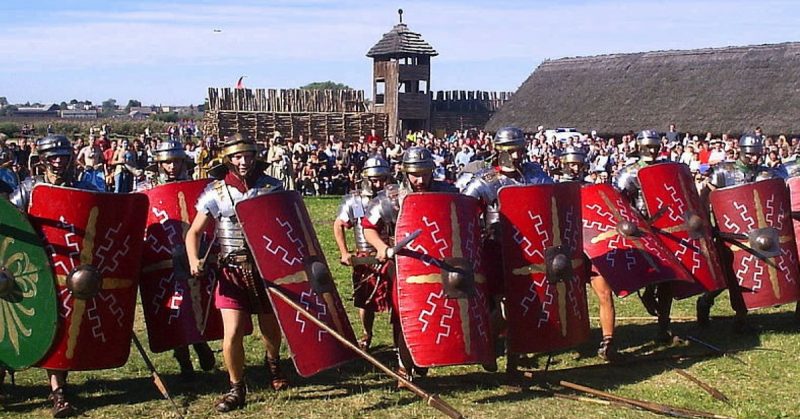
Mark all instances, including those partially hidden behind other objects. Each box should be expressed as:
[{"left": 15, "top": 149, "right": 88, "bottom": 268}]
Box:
[{"left": 3, "top": 196, "right": 800, "bottom": 418}]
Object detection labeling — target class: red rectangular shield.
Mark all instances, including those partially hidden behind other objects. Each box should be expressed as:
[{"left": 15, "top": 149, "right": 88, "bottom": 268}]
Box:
[
  {"left": 786, "top": 177, "right": 800, "bottom": 263},
  {"left": 639, "top": 163, "right": 727, "bottom": 298},
  {"left": 710, "top": 179, "right": 800, "bottom": 309},
  {"left": 139, "top": 179, "right": 225, "bottom": 353},
  {"left": 581, "top": 184, "right": 694, "bottom": 297},
  {"left": 498, "top": 183, "right": 590, "bottom": 354},
  {"left": 236, "top": 191, "right": 358, "bottom": 377},
  {"left": 395, "top": 193, "right": 493, "bottom": 368},
  {"left": 31, "top": 185, "right": 148, "bottom": 371}
]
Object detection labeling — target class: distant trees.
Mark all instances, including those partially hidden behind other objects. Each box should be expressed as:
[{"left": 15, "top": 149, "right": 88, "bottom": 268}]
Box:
[
  {"left": 125, "top": 99, "right": 142, "bottom": 111},
  {"left": 300, "top": 81, "right": 352, "bottom": 91},
  {"left": 101, "top": 98, "right": 117, "bottom": 117}
]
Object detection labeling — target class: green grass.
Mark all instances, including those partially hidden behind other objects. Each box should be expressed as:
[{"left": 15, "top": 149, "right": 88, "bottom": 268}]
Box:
[{"left": 3, "top": 196, "right": 800, "bottom": 418}]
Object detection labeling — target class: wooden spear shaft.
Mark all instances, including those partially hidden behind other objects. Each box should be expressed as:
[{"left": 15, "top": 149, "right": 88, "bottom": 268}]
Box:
[
  {"left": 266, "top": 286, "right": 466, "bottom": 419},
  {"left": 559, "top": 380, "right": 733, "bottom": 419}
]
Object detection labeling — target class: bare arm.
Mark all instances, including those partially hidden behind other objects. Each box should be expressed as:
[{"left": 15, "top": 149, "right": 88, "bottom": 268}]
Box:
[
  {"left": 333, "top": 219, "right": 352, "bottom": 266},
  {"left": 186, "top": 211, "right": 212, "bottom": 276},
  {"left": 364, "top": 227, "right": 390, "bottom": 262}
]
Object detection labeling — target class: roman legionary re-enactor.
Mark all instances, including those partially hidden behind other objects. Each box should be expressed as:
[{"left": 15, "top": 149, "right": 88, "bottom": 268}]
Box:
[
  {"left": 333, "top": 155, "right": 392, "bottom": 351},
  {"left": 10, "top": 135, "right": 147, "bottom": 417},
  {"left": 137, "top": 140, "right": 217, "bottom": 379},
  {"left": 560, "top": 150, "right": 619, "bottom": 360},
  {"left": 185, "top": 134, "right": 286, "bottom": 413},
  {"left": 613, "top": 130, "right": 680, "bottom": 342},
  {"left": 362, "top": 147, "right": 462, "bottom": 382},
  {"left": 458, "top": 127, "right": 552, "bottom": 372},
  {"left": 698, "top": 133, "right": 797, "bottom": 334}
]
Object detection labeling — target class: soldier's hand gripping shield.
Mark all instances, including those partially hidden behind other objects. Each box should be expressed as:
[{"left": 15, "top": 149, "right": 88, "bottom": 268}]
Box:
[
  {"left": 498, "top": 183, "right": 590, "bottom": 354},
  {"left": 639, "top": 162, "right": 727, "bottom": 298},
  {"left": 581, "top": 184, "right": 694, "bottom": 297},
  {"left": 236, "top": 191, "right": 358, "bottom": 377},
  {"left": 139, "top": 179, "right": 224, "bottom": 353},
  {"left": 30, "top": 185, "right": 149, "bottom": 370},
  {"left": 394, "top": 193, "right": 494, "bottom": 368},
  {"left": 710, "top": 178, "right": 800, "bottom": 310},
  {"left": 0, "top": 198, "right": 58, "bottom": 370}
]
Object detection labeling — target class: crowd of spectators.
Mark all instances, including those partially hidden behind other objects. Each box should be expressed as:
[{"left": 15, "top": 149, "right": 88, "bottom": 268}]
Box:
[{"left": 2, "top": 123, "right": 798, "bottom": 194}]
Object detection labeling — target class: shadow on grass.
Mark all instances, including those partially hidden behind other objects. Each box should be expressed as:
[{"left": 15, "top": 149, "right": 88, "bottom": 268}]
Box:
[
  {"left": 471, "top": 307, "right": 800, "bottom": 404},
  {"left": 3, "top": 308, "right": 795, "bottom": 415}
]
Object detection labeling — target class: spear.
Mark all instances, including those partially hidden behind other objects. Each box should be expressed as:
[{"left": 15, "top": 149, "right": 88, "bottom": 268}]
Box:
[
  {"left": 131, "top": 334, "right": 185, "bottom": 419},
  {"left": 559, "top": 380, "right": 733, "bottom": 419},
  {"left": 266, "top": 286, "right": 466, "bottom": 419}
]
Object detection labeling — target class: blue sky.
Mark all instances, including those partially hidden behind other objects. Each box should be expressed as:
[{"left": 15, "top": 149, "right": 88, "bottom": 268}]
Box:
[{"left": 2, "top": 0, "right": 800, "bottom": 105}]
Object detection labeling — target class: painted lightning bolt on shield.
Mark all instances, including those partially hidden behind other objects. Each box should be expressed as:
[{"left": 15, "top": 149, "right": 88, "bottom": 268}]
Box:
[
  {"left": 236, "top": 191, "right": 358, "bottom": 377},
  {"left": 500, "top": 183, "right": 590, "bottom": 354},
  {"left": 30, "top": 184, "right": 148, "bottom": 371},
  {"left": 711, "top": 178, "right": 800, "bottom": 310},
  {"left": 139, "top": 179, "right": 227, "bottom": 353},
  {"left": 639, "top": 162, "right": 727, "bottom": 299},
  {"left": 395, "top": 193, "right": 493, "bottom": 368},
  {"left": 581, "top": 183, "right": 695, "bottom": 298}
]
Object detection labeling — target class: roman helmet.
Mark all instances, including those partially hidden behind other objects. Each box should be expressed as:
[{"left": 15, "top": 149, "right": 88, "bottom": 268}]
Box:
[
  {"left": 636, "top": 129, "right": 661, "bottom": 160},
  {"left": 153, "top": 139, "right": 188, "bottom": 163},
  {"left": 738, "top": 132, "right": 763, "bottom": 166},
  {"left": 152, "top": 139, "right": 189, "bottom": 180},
  {"left": 37, "top": 135, "right": 76, "bottom": 181},
  {"left": 208, "top": 133, "right": 261, "bottom": 179},
  {"left": 402, "top": 147, "right": 436, "bottom": 174},
  {"left": 493, "top": 127, "right": 527, "bottom": 171},
  {"left": 494, "top": 127, "right": 526, "bottom": 151},
  {"left": 360, "top": 155, "right": 391, "bottom": 196},
  {"left": 559, "top": 150, "right": 588, "bottom": 179}
]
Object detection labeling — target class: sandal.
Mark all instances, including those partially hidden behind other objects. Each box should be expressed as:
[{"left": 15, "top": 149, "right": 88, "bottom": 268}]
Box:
[
  {"left": 215, "top": 381, "right": 246, "bottom": 413},
  {"left": 265, "top": 357, "right": 289, "bottom": 391},
  {"left": 49, "top": 387, "right": 77, "bottom": 418},
  {"left": 358, "top": 334, "right": 372, "bottom": 351}
]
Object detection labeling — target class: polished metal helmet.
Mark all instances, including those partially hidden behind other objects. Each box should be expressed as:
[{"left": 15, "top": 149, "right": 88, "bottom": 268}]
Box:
[
  {"left": 153, "top": 140, "right": 188, "bottom": 162},
  {"left": 220, "top": 133, "right": 258, "bottom": 158},
  {"left": 559, "top": 150, "right": 587, "bottom": 165},
  {"left": 37, "top": 135, "right": 73, "bottom": 159},
  {"left": 362, "top": 155, "right": 391, "bottom": 178},
  {"left": 635, "top": 130, "right": 661, "bottom": 147},
  {"left": 738, "top": 133, "right": 763, "bottom": 155},
  {"left": 494, "top": 127, "right": 526, "bottom": 151},
  {"left": 402, "top": 147, "right": 435, "bottom": 173}
]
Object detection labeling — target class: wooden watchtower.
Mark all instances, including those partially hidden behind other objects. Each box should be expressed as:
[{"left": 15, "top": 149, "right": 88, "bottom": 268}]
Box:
[{"left": 367, "top": 10, "right": 438, "bottom": 141}]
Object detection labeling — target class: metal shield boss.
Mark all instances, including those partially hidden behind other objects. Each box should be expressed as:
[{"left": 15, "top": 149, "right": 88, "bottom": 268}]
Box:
[
  {"left": 498, "top": 183, "right": 590, "bottom": 354},
  {"left": 236, "top": 191, "right": 358, "bottom": 377},
  {"left": 31, "top": 185, "right": 148, "bottom": 370},
  {"left": 710, "top": 179, "right": 800, "bottom": 310},
  {"left": 395, "top": 193, "right": 493, "bottom": 368},
  {"left": 581, "top": 184, "right": 694, "bottom": 297},
  {"left": 0, "top": 198, "right": 58, "bottom": 370},
  {"left": 139, "top": 179, "right": 225, "bottom": 353},
  {"left": 639, "top": 163, "right": 727, "bottom": 298}
]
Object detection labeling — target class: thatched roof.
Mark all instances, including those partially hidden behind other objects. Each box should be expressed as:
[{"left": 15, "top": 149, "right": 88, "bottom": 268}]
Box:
[
  {"left": 486, "top": 42, "right": 800, "bottom": 135},
  {"left": 366, "top": 23, "right": 438, "bottom": 58}
]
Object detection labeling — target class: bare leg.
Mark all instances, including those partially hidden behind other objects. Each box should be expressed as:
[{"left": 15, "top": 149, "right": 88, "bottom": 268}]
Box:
[
  {"left": 590, "top": 275, "right": 617, "bottom": 361},
  {"left": 257, "top": 312, "right": 288, "bottom": 391},
  {"left": 220, "top": 309, "right": 249, "bottom": 384},
  {"left": 590, "top": 276, "right": 615, "bottom": 337},
  {"left": 358, "top": 307, "right": 376, "bottom": 350}
]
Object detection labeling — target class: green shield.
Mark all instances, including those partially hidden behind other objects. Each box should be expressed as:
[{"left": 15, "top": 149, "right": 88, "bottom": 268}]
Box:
[{"left": 0, "top": 198, "right": 58, "bottom": 370}]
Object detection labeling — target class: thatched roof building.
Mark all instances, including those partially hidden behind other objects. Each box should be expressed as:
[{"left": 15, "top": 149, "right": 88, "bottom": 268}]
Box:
[
  {"left": 486, "top": 42, "right": 800, "bottom": 135},
  {"left": 366, "top": 23, "right": 438, "bottom": 58}
]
